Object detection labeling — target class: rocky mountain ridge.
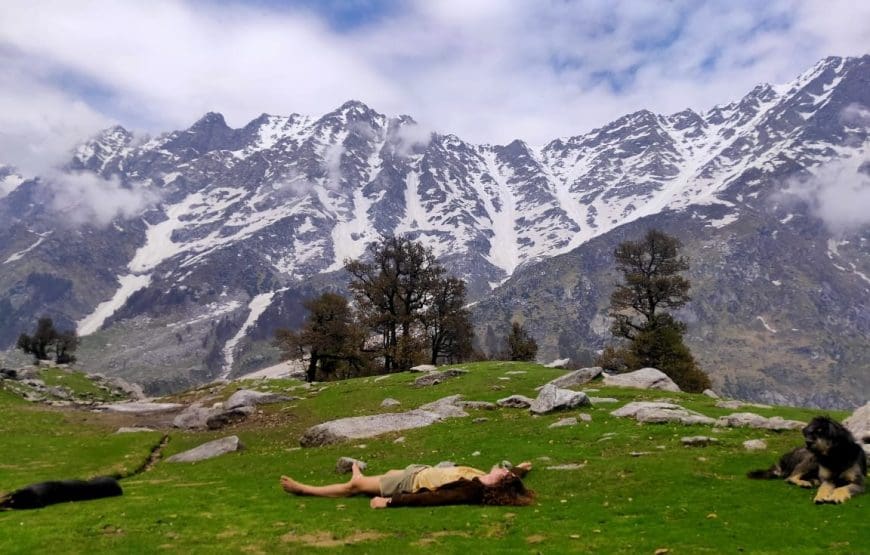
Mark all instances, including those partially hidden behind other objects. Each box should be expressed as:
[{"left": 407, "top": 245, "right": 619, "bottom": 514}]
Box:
[{"left": 0, "top": 55, "right": 867, "bottom": 405}]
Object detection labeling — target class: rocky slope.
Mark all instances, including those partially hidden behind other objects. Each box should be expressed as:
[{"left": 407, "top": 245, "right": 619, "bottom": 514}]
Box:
[{"left": 0, "top": 55, "right": 867, "bottom": 402}]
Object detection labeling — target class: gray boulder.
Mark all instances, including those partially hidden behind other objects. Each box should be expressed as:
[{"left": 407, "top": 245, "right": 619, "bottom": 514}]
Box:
[
  {"left": 419, "top": 395, "right": 468, "bottom": 418},
  {"left": 225, "top": 389, "right": 291, "bottom": 410},
  {"left": 300, "top": 396, "right": 468, "bottom": 447},
  {"left": 99, "top": 401, "right": 184, "bottom": 414},
  {"left": 544, "top": 358, "right": 571, "bottom": 369},
  {"left": 173, "top": 403, "right": 214, "bottom": 429},
  {"left": 380, "top": 398, "right": 401, "bottom": 408},
  {"left": 703, "top": 389, "right": 720, "bottom": 399},
  {"left": 166, "top": 436, "right": 244, "bottom": 463},
  {"left": 409, "top": 364, "right": 438, "bottom": 372},
  {"left": 681, "top": 436, "right": 718, "bottom": 446},
  {"left": 545, "top": 367, "right": 602, "bottom": 389},
  {"left": 413, "top": 368, "right": 468, "bottom": 387},
  {"left": 603, "top": 368, "right": 681, "bottom": 392},
  {"left": 103, "top": 377, "right": 147, "bottom": 400},
  {"left": 589, "top": 397, "right": 619, "bottom": 404},
  {"left": 457, "top": 401, "right": 497, "bottom": 410},
  {"left": 497, "top": 395, "right": 535, "bottom": 409},
  {"left": 844, "top": 402, "right": 870, "bottom": 444},
  {"left": 611, "top": 401, "right": 715, "bottom": 426},
  {"left": 743, "top": 439, "right": 768, "bottom": 451},
  {"left": 529, "top": 384, "right": 590, "bottom": 415},
  {"left": 715, "top": 412, "right": 805, "bottom": 431},
  {"left": 206, "top": 406, "right": 254, "bottom": 430},
  {"left": 549, "top": 417, "right": 578, "bottom": 428},
  {"left": 336, "top": 457, "right": 367, "bottom": 474}
]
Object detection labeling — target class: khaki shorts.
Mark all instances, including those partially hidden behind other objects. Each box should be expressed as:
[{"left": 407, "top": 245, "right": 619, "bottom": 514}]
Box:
[{"left": 378, "top": 464, "right": 429, "bottom": 496}]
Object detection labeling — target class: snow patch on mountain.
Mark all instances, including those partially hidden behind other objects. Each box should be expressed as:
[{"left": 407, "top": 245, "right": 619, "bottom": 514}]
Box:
[
  {"left": 221, "top": 290, "right": 284, "bottom": 377},
  {"left": 77, "top": 274, "right": 152, "bottom": 335},
  {"left": 3, "top": 230, "right": 52, "bottom": 264}
]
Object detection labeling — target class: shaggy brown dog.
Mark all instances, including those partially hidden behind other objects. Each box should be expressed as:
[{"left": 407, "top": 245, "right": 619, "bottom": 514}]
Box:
[
  {"left": 747, "top": 446, "right": 820, "bottom": 488},
  {"left": 748, "top": 416, "right": 866, "bottom": 504},
  {"left": 803, "top": 416, "right": 866, "bottom": 504}
]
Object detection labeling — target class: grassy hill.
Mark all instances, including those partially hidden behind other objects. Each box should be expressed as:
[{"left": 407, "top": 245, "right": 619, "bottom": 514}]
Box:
[{"left": 0, "top": 362, "right": 864, "bottom": 554}]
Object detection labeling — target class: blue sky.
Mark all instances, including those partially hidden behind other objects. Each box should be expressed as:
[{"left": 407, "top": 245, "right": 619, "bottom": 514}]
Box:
[{"left": 0, "top": 0, "right": 868, "bottom": 175}]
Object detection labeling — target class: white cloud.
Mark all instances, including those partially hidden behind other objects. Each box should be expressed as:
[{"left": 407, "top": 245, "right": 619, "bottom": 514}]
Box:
[
  {"left": 43, "top": 171, "right": 160, "bottom": 228},
  {"left": 779, "top": 155, "right": 870, "bottom": 235},
  {"left": 0, "top": 0, "right": 867, "bottom": 162}
]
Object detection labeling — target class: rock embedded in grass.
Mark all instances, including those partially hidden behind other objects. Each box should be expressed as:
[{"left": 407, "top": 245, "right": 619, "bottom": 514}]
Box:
[
  {"left": 681, "top": 436, "right": 718, "bottom": 446},
  {"left": 225, "top": 389, "right": 293, "bottom": 410},
  {"left": 335, "top": 457, "right": 367, "bottom": 474},
  {"left": 544, "top": 367, "right": 603, "bottom": 389},
  {"left": 166, "top": 435, "right": 244, "bottom": 462},
  {"left": 715, "top": 412, "right": 804, "bottom": 431},
  {"left": 413, "top": 368, "right": 468, "bottom": 387},
  {"left": 497, "top": 395, "right": 534, "bottom": 408},
  {"left": 742, "top": 439, "right": 767, "bottom": 451},
  {"left": 529, "top": 384, "right": 590, "bottom": 415},
  {"left": 549, "top": 417, "right": 578, "bottom": 428},
  {"left": 299, "top": 395, "right": 468, "bottom": 447},
  {"left": 380, "top": 398, "right": 401, "bottom": 408},
  {"left": 844, "top": 401, "right": 870, "bottom": 445},
  {"left": 610, "top": 401, "right": 715, "bottom": 425},
  {"left": 602, "top": 368, "right": 681, "bottom": 392}
]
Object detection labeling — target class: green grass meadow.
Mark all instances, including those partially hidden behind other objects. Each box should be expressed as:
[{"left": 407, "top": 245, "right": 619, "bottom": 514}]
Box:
[{"left": 0, "top": 362, "right": 865, "bottom": 553}]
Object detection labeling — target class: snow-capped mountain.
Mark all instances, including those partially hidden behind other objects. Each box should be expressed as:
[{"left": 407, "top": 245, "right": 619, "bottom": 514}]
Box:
[{"left": 0, "top": 55, "right": 867, "bottom": 403}]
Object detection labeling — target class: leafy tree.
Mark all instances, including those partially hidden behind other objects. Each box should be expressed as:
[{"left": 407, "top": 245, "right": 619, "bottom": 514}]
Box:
[
  {"left": 599, "top": 229, "right": 710, "bottom": 392},
  {"left": 420, "top": 276, "right": 473, "bottom": 364},
  {"left": 273, "top": 293, "right": 368, "bottom": 382},
  {"left": 16, "top": 317, "right": 79, "bottom": 364},
  {"left": 54, "top": 330, "right": 80, "bottom": 364},
  {"left": 506, "top": 322, "right": 538, "bottom": 361},
  {"left": 346, "top": 236, "right": 471, "bottom": 372}
]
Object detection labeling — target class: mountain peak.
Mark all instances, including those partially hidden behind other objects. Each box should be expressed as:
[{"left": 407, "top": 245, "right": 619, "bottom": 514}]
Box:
[{"left": 190, "top": 112, "right": 230, "bottom": 131}]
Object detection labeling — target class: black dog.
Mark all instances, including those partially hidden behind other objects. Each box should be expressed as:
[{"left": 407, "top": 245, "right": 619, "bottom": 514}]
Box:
[
  {"left": 747, "top": 446, "right": 820, "bottom": 488},
  {"left": 803, "top": 416, "right": 866, "bottom": 504},
  {"left": 748, "top": 416, "right": 866, "bottom": 504},
  {"left": 0, "top": 476, "right": 122, "bottom": 510}
]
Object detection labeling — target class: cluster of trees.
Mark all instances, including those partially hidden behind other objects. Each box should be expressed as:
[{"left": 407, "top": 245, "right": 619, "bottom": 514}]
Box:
[
  {"left": 275, "top": 229, "right": 707, "bottom": 391},
  {"left": 275, "top": 237, "right": 475, "bottom": 382},
  {"left": 598, "top": 229, "right": 711, "bottom": 392},
  {"left": 16, "top": 317, "right": 80, "bottom": 364}
]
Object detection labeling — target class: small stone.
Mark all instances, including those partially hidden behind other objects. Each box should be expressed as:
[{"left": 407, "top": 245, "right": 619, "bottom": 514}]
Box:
[
  {"left": 743, "top": 439, "right": 767, "bottom": 451},
  {"left": 335, "top": 457, "right": 367, "bottom": 474},
  {"left": 471, "top": 450, "right": 481, "bottom": 457},
  {"left": 681, "top": 436, "right": 718, "bottom": 446},
  {"left": 472, "top": 417, "right": 489, "bottom": 424},
  {"left": 380, "top": 398, "right": 401, "bottom": 408},
  {"left": 578, "top": 413, "right": 592, "bottom": 422},
  {"left": 549, "top": 417, "right": 578, "bottom": 428},
  {"left": 393, "top": 436, "right": 406, "bottom": 444}
]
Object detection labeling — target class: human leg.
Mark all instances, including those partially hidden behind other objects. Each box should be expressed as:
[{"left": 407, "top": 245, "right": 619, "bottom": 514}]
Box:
[{"left": 280, "top": 462, "right": 402, "bottom": 498}]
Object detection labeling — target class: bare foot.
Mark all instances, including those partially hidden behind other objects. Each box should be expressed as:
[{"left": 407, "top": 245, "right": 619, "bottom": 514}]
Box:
[
  {"left": 351, "top": 462, "right": 364, "bottom": 480},
  {"left": 517, "top": 461, "right": 532, "bottom": 471},
  {"left": 280, "top": 475, "right": 302, "bottom": 495}
]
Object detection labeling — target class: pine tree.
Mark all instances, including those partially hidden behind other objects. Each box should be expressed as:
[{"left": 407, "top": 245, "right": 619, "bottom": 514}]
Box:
[
  {"left": 601, "top": 230, "right": 710, "bottom": 392},
  {"left": 506, "top": 322, "right": 538, "bottom": 362}
]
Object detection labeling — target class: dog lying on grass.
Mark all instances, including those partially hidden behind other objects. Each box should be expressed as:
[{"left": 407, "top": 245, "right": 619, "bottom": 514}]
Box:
[
  {"left": 748, "top": 416, "right": 866, "bottom": 504},
  {"left": 0, "top": 476, "right": 122, "bottom": 510}
]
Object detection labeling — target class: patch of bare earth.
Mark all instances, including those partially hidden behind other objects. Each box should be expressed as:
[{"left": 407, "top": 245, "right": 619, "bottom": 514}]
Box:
[
  {"left": 281, "top": 530, "right": 388, "bottom": 547},
  {"left": 413, "top": 530, "right": 471, "bottom": 546}
]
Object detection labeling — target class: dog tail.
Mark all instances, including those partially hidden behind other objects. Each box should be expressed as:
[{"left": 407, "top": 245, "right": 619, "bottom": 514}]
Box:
[{"left": 747, "top": 466, "right": 781, "bottom": 480}]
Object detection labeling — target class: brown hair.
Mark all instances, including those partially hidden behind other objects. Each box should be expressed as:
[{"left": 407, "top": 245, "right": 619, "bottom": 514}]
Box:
[{"left": 480, "top": 474, "right": 536, "bottom": 506}]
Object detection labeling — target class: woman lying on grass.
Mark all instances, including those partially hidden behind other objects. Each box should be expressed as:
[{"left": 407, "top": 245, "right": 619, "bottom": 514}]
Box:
[{"left": 280, "top": 461, "right": 535, "bottom": 508}]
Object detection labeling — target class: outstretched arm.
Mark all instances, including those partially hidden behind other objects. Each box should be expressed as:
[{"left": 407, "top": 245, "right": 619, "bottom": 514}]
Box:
[{"left": 370, "top": 485, "right": 481, "bottom": 509}]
